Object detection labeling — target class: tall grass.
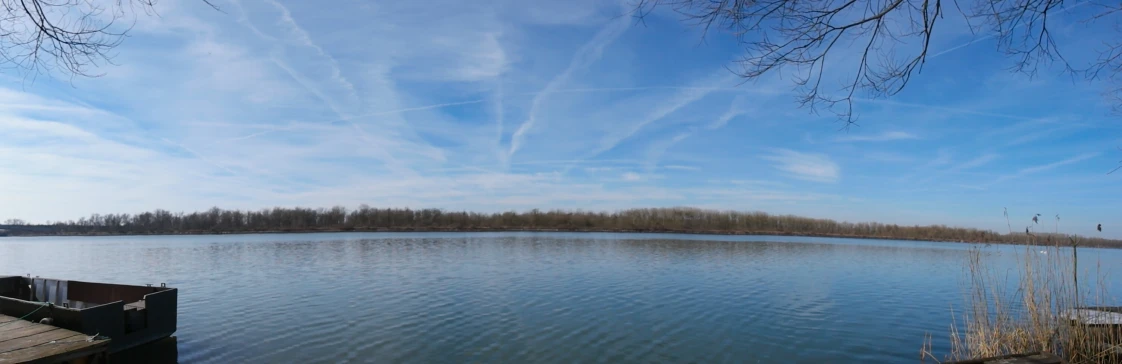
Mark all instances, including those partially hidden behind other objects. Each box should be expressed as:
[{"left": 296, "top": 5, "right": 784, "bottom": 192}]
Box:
[{"left": 925, "top": 215, "right": 1120, "bottom": 363}]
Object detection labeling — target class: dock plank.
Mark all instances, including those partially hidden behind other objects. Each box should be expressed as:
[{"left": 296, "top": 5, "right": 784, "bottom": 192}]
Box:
[
  {"left": 946, "top": 352, "right": 1065, "bottom": 364},
  {"left": 0, "top": 314, "right": 108, "bottom": 364},
  {"left": 0, "top": 325, "right": 54, "bottom": 339},
  {"left": 0, "top": 331, "right": 81, "bottom": 353},
  {"left": 0, "top": 339, "right": 109, "bottom": 364},
  {"left": 0, "top": 321, "right": 35, "bottom": 334},
  {"left": 1061, "top": 308, "right": 1122, "bottom": 325}
]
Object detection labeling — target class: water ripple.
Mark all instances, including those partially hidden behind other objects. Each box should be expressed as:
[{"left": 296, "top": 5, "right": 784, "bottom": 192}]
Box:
[{"left": 3, "top": 233, "right": 1121, "bottom": 363}]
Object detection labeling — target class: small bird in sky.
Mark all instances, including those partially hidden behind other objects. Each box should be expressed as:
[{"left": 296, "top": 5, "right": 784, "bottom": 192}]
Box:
[{"left": 1098, "top": 224, "right": 1102, "bottom": 232}]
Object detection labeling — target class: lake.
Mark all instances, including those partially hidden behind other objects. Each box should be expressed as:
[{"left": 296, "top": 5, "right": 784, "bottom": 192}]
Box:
[{"left": 1, "top": 232, "right": 1119, "bottom": 363}]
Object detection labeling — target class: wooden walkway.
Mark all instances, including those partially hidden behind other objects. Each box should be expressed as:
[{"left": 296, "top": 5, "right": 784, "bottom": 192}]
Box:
[
  {"left": 0, "top": 313, "right": 109, "bottom": 363},
  {"left": 946, "top": 352, "right": 1065, "bottom": 364}
]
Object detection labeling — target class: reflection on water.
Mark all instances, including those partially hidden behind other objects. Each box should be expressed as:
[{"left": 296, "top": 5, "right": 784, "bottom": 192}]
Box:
[
  {"left": 111, "top": 336, "right": 178, "bottom": 364},
  {"left": 1, "top": 232, "right": 1119, "bottom": 363}
]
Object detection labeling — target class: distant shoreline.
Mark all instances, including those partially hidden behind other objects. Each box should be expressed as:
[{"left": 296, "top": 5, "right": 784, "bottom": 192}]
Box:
[
  {"left": 1, "top": 227, "right": 1107, "bottom": 248},
  {"left": 4, "top": 206, "right": 1114, "bottom": 248}
]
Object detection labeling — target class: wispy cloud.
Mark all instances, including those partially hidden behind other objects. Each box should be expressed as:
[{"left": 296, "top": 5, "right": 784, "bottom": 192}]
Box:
[
  {"left": 587, "top": 72, "right": 732, "bottom": 159},
  {"left": 263, "top": 0, "right": 357, "bottom": 100},
  {"left": 1019, "top": 153, "right": 1101, "bottom": 175},
  {"left": 897, "top": 148, "right": 954, "bottom": 183},
  {"left": 925, "top": 0, "right": 1088, "bottom": 60},
  {"left": 762, "top": 149, "right": 840, "bottom": 183},
  {"left": 0, "top": 0, "right": 1119, "bottom": 238},
  {"left": 913, "top": 153, "right": 999, "bottom": 185},
  {"left": 708, "top": 95, "right": 748, "bottom": 130},
  {"left": 493, "top": 80, "right": 506, "bottom": 166},
  {"left": 955, "top": 153, "right": 1000, "bottom": 171},
  {"left": 347, "top": 100, "right": 488, "bottom": 119},
  {"left": 930, "top": 149, "right": 954, "bottom": 167},
  {"left": 513, "top": 159, "right": 639, "bottom": 166},
  {"left": 508, "top": 5, "right": 631, "bottom": 160},
  {"left": 972, "top": 152, "right": 1103, "bottom": 188},
  {"left": 835, "top": 131, "right": 919, "bottom": 142},
  {"left": 643, "top": 131, "right": 695, "bottom": 171},
  {"left": 728, "top": 179, "right": 787, "bottom": 186},
  {"left": 861, "top": 152, "right": 914, "bottom": 163},
  {"left": 161, "top": 138, "right": 242, "bottom": 176}
]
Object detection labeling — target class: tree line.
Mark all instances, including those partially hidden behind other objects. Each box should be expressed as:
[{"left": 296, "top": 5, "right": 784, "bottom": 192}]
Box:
[{"left": 1, "top": 206, "right": 1116, "bottom": 247}]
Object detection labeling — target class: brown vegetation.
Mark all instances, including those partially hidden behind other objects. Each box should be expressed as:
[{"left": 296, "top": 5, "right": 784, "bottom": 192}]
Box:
[
  {"left": 924, "top": 242, "right": 1122, "bottom": 363},
  {"left": 922, "top": 214, "right": 1121, "bottom": 363},
  {"left": 1, "top": 206, "right": 1118, "bottom": 247}
]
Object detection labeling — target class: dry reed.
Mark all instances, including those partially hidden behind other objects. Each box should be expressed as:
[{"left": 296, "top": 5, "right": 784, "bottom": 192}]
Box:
[{"left": 924, "top": 214, "right": 1120, "bottom": 363}]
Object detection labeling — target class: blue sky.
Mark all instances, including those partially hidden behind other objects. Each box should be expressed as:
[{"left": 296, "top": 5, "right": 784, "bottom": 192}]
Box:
[{"left": 0, "top": 0, "right": 1119, "bottom": 237}]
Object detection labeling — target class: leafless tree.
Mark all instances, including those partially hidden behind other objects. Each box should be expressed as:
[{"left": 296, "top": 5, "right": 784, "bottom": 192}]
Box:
[
  {"left": 6, "top": 206, "right": 1122, "bottom": 247},
  {"left": 632, "top": 0, "right": 1122, "bottom": 125},
  {"left": 0, "top": 0, "right": 217, "bottom": 79},
  {"left": 1109, "top": 147, "right": 1122, "bottom": 174}
]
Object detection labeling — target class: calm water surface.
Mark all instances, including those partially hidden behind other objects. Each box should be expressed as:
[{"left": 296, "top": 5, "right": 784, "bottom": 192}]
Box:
[{"left": 1, "top": 232, "right": 1119, "bottom": 363}]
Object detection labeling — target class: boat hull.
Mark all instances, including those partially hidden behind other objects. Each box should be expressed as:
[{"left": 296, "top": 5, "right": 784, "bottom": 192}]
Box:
[{"left": 0, "top": 276, "right": 177, "bottom": 353}]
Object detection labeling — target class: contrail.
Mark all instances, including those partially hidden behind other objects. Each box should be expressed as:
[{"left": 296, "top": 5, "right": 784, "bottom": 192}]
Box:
[
  {"left": 493, "top": 81, "right": 507, "bottom": 167},
  {"left": 341, "top": 86, "right": 780, "bottom": 121},
  {"left": 928, "top": 1, "right": 1088, "bottom": 59},
  {"left": 508, "top": 2, "right": 633, "bottom": 160},
  {"left": 346, "top": 100, "right": 488, "bottom": 119},
  {"left": 161, "top": 138, "right": 241, "bottom": 176}
]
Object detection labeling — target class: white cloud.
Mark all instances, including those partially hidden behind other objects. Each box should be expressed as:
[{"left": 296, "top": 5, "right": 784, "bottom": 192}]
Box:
[
  {"left": 643, "top": 131, "right": 695, "bottom": 171},
  {"left": 726, "top": 180, "right": 790, "bottom": 188},
  {"left": 1019, "top": 153, "right": 1101, "bottom": 175},
  {"left": 911, "top": 152, "right": 1000, "bottom": 186},
  {"left": 956, "top": 154, "right": 1000, "bottom": 170},
  {"left": 762, "top": 149, "right": 840, "bottom": 183},
  {"left": 263, "top": 0, "right": 357, "bottom": 98},
  {"left": 930, "top": 149, "right": 954, "bottom": 166},
  {"left": 508, "top": 6, "right": 632, "bottom": 159},
  {"left": 970, "top": 152, "right": 1103, "bottom": 189},
  {"left": 689, "top": 188, "right": 834, "bottom": 202},
  {"left": 862, "top": 152, "right": 914, "bottom": 163},
  {"left": 708, "top": 95, "right": 748, "bottom": 130},
  {"left": 0, "top": 0, "right": 1118, "bottom": 239},
  {"left": 836, "top": 131, "right": 919, "bottom": 142},
  {"left": 587, "top": 72, "right": 733, "bottom": 158}
]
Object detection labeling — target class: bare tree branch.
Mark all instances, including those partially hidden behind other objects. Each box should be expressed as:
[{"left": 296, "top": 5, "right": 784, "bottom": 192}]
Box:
[
  {"left": 1084, "top": 3, "right": 1122, "bottom": 111},
  {"left": 0, "top": 0, "right": 218, "bottom": 79},
  {"left": 1109, "top": 147, "right": 1122, "bottom": 174},
  {"left": 634, "top": 0, "right": 1122, "bottom": 124}
]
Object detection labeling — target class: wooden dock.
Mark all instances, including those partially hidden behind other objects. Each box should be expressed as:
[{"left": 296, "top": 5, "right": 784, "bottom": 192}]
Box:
[
  {"left": 0, "top": 313, "right": 109, "bottom": 363},
  {"left": 946, "top": 352, "right": 1065, "bottom": 364}
]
